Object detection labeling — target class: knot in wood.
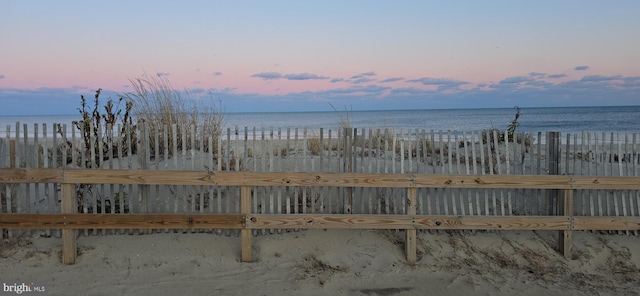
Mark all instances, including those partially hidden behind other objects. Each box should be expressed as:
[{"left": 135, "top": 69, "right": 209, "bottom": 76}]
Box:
[
  {"left": 250, "top": 217, "right": 257, "bottom": 223},
  {"left": 435, "top": 220, "right": 442, "bottom": 226},
  {"left": 444, "top": 179, "right": 452, "bottom": 185}
]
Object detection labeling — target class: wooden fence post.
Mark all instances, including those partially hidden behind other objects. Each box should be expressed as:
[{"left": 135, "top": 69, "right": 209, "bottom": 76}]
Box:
[
  {"left": 241, "top": 185, "right": 252, "bottom": 262},
  {"left": 344, "top": 128, "right": 353, "bottom": 214},
  {"left": 558, "top": 189, "right": 574, "bottom": 258},
  {"left": 547, "top": 132, "right": 560, "bottom": 214},
  {"left": 9, "top": 139, "right": 15, "bottom": 168},
  {"left": 61, "top": 183, "right": 77, "bottom": 264},
  {"left": 139, "top": 123, "right": 150, "bottom": 234},
  {"left": 406, "top": 187, "right": 417, "bottom": 263}
]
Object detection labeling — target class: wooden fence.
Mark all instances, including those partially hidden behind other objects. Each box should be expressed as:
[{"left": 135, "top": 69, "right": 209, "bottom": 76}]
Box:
[
  {"left": 1, "top": 168, "right": 640, "bottom": 265},
  {"left": 2, "top": 123, "right": 639, "bottom": 223},
  {"left": 2, "top": 123, "right": 640, "bottom": 249}
]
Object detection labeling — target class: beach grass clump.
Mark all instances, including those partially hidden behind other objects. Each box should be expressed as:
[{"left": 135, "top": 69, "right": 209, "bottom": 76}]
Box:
[
  {"left": 122, "top": 74, "right": 224, "bottom": 157},
  {"left": 329, "top": 103, "right": 353, "bottom": 130},
  {"left": 307, "top": 137, "right": 322, "bottom": 156}
]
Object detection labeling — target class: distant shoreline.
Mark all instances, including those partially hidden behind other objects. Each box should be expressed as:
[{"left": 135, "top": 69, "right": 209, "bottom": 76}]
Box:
[
  {"left": 2, "top": 106, "right": 640, "bottom": 136},
  {"left": 3, "top": 104, "right": 640, "bottom": 117}
]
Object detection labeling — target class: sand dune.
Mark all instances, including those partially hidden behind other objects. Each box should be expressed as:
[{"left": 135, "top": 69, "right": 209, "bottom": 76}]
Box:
[{"left": 1, "top": 229, "right": 639, "bottom": 295}]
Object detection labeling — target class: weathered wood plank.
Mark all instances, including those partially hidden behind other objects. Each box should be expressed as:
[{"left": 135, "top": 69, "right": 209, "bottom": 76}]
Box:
[
  {"left": 4, "top": 169, "right": 640, "bottom": 191},
  {"left": 64, "top": 170, "right": 640, "bottom": 190},
  {"left": 3, "top": 212, "right": 640, "bottom": 232},
  {"left": 0, "top": 168, "right": 63, "bottom": 183},
  {"left": 239, "top": 172, "right": 415, "bottom": 188},
  {"left": 245, "top": 214, "right": 573, "bottom": 230},
  {"left": 61, "top": 170, "right": 413, "bottom": 187},
  {"left": 413, "top": 174, "right": 574, "bottom": 189},
  {"left": 63, "top": 169, "right": 219, "bottom": 186},
  {"left": 571, "top": 176, "right": 640, "bottom": 190},
  {"left": 406, "top": 188, "right": 417, "bottom": 263},
  {"left": 0, "top": 214, "right": 245, "bottom": 229},
  {"left": 558, "top": 189, "right": 574, "bottom": 258},
  {"left": 61, "top": 183, "right": 76, "bottom": 265},
  {"left": 246, "top": 214, "right": 415, "bottom": 229},
  {"left": 241, "top": 186, "right": 252, "bottom": 262},
  {"left": 413, "top": 215, "right": 572, "bottom": 230},
  {"left": 573, "top": 217, "right": 640, "bottom": 230},
  {"left": 65, "top": 170, "right": 528, "bottom": 188}
]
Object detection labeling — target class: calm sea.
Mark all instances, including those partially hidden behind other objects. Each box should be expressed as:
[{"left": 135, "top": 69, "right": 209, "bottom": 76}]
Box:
[{"left": 1, "top": 106, "right": 639, "bottom": 137}]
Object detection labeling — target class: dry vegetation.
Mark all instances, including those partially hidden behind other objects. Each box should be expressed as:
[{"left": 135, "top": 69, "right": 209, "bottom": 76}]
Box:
[
  {"left": 122, "top": 73, "right": 224, "bottom": 157},
  {"left": 53, "top": 76, "right": 225, "bottom": 213},
  {"left": 296, "top": 253, "right": 348, "bottom": 286},
  {"left": 57, "top": 74, "right": 224, "bottom": 167},
  {"left": 58, "top": 88, "right": 135, "bottom": 168}
]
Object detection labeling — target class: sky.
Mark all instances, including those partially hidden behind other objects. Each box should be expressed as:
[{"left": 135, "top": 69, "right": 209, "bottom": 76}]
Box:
[{"left": 1, "top": 0, "right": 639, "bottom": 115}]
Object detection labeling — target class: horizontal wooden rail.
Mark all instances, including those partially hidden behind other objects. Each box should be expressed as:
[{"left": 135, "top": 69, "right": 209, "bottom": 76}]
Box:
[
  {"left": 0, "top": 168, "right": 63, "bottom": 183},
  {"left": 2, "top": 168, "right": 640, "bottom": 265},
  {"left": 244, "top": 214, "right": 574, "bottom": 230},
  {"left": 2, "top": 168, "right": 640, "bottom": 189},
  {"left": 573, "top": 217, "right": 640, "bottom": 231},
  {"left": 0, "top": 214, "right": 244, "bottom": 229},
  {"left": 3, "top": 214, "right": 638, "bottom": 232}
]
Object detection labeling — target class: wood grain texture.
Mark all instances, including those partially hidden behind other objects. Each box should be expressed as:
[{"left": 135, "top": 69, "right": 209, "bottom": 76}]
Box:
[
  {"left": 559, "top": 189, "right": 574, "bottom": 258},
  {"left": 570, "top": 176, "right": 640, "bottom": 190},
  {"left": 573, "top": 217, "right": 640, "bottom": 230},
  {"left": 0, "top": 214, "right": 245, "bottom": 229},
  {"left": 241, "top": 186, "right": 252, "bottom": 262},
  {"left": 0, "top": 168, "right": 63, "bottom": 183},
  {"left": 4, "top": 213, "right": 638, "bottom": 232},
  {"left": 246, "top": 214, "right": 415, "bottom": 229},
  {"left": 245, "top": 214, "right": 574, "bottom": 230},
  {"left": 412, "top": 216, "right": 573, "bottom": 230},
  {"left": 63, "top": 169, "right": 219, "bottom": 186},
  {"left": 2, "top": 168, "right": 640, "bottom": 190},
  {"left": 61, "top": 183, "right": 76, "bottom": 265},
  {"left": 406, "top": 188, "right": 417, "bottom": 263},
  {"left": 412, "top": 174, "right": 574, "bottom": 189}
]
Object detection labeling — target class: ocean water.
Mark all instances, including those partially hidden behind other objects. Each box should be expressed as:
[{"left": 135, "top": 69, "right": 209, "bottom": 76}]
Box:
[
  {"left": 224, "top": 106, "right": 640, "bottom": 134},
  {"left": 0, "top": 106, "right": 639, "bottom": 137}
]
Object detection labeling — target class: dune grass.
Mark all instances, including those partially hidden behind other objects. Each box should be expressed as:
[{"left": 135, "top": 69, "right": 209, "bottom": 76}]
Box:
[{"left": 122, "top": 74, "right": 224, "bottom": 156}]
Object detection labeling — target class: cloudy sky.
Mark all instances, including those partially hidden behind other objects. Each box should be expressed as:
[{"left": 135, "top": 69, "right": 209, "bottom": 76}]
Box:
[{"left": 1, "top": 1, "right": 639, "bottom": 115}]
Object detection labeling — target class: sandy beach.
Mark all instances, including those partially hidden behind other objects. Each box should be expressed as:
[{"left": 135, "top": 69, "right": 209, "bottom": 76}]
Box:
[
  {"left": 2, "top": 134, "right": 640, "bottom": 296},
  {"left": 1, "top": 229, "right": 639, "bottom": 296}
]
